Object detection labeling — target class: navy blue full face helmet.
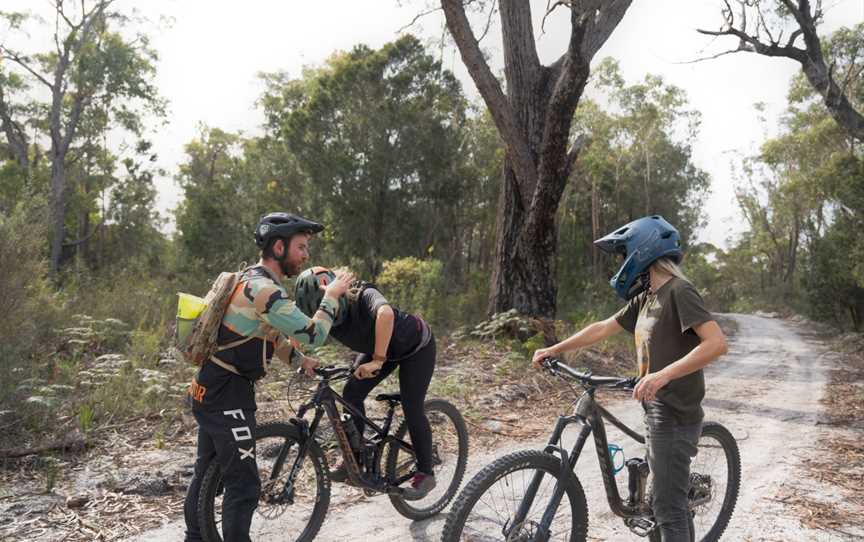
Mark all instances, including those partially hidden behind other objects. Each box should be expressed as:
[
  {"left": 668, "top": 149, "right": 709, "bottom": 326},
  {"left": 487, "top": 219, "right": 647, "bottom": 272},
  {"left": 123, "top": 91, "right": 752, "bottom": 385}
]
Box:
[{"left": 594, "top": 215, "right": 683, "bottom": 300}]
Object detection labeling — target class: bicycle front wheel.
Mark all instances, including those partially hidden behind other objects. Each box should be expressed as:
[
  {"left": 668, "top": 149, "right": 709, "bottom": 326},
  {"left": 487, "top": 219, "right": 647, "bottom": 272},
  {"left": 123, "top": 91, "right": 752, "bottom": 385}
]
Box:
[
  {"left": 385, "top": 398, "right": 469, "bottom": 520},
  {"left": 197, "top": 421, "right": 331, "bottom": 542},
  {"left": 442, "top": 450, "right": 588, "bottom": 542}
]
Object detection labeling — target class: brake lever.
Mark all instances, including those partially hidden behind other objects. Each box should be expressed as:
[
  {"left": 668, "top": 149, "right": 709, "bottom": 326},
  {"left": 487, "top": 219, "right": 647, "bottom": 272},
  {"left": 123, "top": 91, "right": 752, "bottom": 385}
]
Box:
[
  {"left": 613, "top": 377, "right": 638, "bottom": 390},
  {"left": 541, "top": 358, "right": 559, "bottom": 375}
]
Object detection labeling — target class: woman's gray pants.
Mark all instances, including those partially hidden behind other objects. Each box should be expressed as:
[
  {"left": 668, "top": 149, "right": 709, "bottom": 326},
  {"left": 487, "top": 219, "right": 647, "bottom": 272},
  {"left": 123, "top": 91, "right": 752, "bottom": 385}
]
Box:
[{"left": 645, "top": 405, "right": 702, "bottom": 542}]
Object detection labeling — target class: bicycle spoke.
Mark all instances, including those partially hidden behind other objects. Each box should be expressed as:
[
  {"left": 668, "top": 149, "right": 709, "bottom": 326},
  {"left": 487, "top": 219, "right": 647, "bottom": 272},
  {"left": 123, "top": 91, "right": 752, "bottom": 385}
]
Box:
[
  {"left": 212, "top": 432, "right": 322, "bottom": 539},
  {"left": 690, "top": 433, "right": 729, "bottom": 537},
  {"left": 393, "top": 404, "right": 461, "bottom": 507},
  {"left": 461, "top": 465, "right": 574, "bottom": 541}
]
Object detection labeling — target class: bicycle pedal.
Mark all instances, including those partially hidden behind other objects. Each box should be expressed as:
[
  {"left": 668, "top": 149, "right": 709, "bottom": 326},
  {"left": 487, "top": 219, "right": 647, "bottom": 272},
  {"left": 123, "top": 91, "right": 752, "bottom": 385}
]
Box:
[{"left": 624, "top": 517, "right": 657, "bottom": 537}]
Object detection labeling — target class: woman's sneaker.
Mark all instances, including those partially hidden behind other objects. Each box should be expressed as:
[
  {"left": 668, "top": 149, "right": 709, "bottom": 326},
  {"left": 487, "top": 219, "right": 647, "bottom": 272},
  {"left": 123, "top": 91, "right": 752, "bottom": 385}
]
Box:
[{"left": 403, "top": 472, "right": 436, "bottom": 500}]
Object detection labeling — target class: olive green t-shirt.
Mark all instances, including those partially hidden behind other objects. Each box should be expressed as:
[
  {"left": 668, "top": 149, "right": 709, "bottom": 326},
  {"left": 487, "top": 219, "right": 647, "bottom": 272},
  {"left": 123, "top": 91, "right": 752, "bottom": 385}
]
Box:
[{"left": 614, "top": 277, "right": 713, "bottom": 424}]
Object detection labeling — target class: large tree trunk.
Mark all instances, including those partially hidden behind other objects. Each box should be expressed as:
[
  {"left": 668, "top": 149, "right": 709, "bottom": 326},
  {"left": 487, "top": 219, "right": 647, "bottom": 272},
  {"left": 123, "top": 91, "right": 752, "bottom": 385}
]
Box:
[
  {"left": 489, "top": 161, "right": 558, "bottom": 316},
  {"left": 442, "top": 0, "right": 631, "bottom": 318}
]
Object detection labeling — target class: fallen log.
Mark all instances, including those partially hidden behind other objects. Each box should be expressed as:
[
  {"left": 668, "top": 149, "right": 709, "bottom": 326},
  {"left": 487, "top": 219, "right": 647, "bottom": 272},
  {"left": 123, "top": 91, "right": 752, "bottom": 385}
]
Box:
[{"left": 0, "top": 431, "right": 86, "bottom": 458}]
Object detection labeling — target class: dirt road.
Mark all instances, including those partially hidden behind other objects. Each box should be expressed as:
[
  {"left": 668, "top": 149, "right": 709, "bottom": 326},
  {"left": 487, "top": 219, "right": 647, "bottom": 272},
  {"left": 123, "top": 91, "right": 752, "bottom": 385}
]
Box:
[{"left": 134, "top": 314, "right": 863, "bottom": 541}]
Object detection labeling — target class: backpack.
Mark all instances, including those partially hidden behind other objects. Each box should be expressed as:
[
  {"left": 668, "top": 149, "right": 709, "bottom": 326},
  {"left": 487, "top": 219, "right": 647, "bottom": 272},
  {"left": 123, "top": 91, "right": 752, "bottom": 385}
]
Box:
[{"left": 175, "top": 266, "right": 254, "bottom": 373}]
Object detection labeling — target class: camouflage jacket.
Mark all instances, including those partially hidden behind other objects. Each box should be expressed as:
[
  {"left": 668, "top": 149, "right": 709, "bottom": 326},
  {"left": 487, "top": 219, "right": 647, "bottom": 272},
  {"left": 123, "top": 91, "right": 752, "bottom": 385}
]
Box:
[{"left": 189, "top": 264, "right": 338, "bottom": 410}]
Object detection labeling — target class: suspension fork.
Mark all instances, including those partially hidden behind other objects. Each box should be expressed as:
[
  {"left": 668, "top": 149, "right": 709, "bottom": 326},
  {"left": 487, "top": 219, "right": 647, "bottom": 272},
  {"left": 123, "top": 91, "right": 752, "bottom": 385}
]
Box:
[
  {"left": 275, "top": 407, "right": 325, "bottom": 500},
  {"left": 508, "top": 413, "right": 592, "bottom": 541}
]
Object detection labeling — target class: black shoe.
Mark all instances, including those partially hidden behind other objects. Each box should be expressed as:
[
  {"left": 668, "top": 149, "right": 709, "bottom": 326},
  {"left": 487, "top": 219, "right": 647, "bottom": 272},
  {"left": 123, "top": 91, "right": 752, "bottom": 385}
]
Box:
[{"left": 402, "top": 472, "right": 436, "bottom": 500}]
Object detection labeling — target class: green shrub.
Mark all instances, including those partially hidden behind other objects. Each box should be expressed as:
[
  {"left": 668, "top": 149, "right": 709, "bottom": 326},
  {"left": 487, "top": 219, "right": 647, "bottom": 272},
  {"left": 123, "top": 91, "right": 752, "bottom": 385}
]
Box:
[
  {"left": 375, "top": 257, "right": 446, "bottom": 328},
  {"left": 0, "top": 197, "right": 63, "bottom": 414},
  {"left": 62, "top": 261, "right": 177, "bottom": 333}
]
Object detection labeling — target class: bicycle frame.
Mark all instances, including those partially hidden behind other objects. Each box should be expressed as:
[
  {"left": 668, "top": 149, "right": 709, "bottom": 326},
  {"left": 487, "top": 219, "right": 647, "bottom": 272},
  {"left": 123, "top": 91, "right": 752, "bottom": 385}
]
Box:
[
  {"left": 275, "top": 373, "right": 416, "bottom": 499},
  {"left": 510, "top": 385, "right": 649, "bottom": 540}
]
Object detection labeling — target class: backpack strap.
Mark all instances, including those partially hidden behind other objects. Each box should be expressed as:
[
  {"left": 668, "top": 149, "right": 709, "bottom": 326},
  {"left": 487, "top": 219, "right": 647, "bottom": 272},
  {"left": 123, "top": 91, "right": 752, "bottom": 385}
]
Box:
[
  {"left": 209, "top": 335, "right": 271, "bottom": 377},
  {"left": 207, "top": 269, "right": 274, "bottom": 376},
  {"left": 208, "top": 354, "right": 241, "bottom": 375},
  {"left": 215, "top": 335, "right": 256, "bottom": 351},
  {"left": 204, "top": 266, "right": 257, "bottom": 376}
]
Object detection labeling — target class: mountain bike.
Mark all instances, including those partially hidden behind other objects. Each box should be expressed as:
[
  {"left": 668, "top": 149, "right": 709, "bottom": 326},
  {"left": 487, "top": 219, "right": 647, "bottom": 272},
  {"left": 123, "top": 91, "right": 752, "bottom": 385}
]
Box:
[
  {"left": 442, "top": 358, "right": 740, "bottom": 541},
  {"left": 197, "top": 365, "right": 469, "bottom": 542}
]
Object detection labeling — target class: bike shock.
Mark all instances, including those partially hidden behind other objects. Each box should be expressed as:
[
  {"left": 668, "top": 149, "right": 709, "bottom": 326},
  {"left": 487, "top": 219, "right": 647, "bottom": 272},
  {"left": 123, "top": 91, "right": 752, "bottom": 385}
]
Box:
[{"left": 625, "top": 457, "right": 650, "bottom": 509}]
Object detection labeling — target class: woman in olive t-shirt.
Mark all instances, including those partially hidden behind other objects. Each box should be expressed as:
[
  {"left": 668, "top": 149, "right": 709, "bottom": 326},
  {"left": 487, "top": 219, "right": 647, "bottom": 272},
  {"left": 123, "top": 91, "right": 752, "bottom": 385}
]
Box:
[{"left": 532, "top": 216, "right": 728, "bottom": 542}]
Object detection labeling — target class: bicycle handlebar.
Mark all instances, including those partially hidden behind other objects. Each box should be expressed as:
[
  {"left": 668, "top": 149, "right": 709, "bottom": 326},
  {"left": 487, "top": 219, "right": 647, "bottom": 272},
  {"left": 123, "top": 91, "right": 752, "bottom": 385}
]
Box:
[
  {"left": 541, "top": 358, "right": 637, "bottom": 390},
  {"left": 296, "top": 365, "right": 352, "bottom": 380}
]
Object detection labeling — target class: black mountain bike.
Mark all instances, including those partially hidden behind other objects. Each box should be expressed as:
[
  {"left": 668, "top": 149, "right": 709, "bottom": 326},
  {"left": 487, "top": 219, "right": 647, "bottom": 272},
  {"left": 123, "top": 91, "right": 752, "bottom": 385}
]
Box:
[
  {"left": 442, "top": 358, "right": 740, "bottom": 542},
  {"left": 197, "top": 365, "right": 469, "bottom": 542}
]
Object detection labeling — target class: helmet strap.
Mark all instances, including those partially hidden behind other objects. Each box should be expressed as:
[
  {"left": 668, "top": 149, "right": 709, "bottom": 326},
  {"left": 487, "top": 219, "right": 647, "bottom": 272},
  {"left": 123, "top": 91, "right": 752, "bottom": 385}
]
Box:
[{"left": 639, "top": 272, "right": 651, "bottom": 294}]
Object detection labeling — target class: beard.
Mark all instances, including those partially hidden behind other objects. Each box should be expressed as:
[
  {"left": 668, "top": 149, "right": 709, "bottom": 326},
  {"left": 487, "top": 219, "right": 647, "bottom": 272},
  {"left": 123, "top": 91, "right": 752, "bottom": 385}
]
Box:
[{"left": 279, "top": 255, "right": 302, "bottom": 277}]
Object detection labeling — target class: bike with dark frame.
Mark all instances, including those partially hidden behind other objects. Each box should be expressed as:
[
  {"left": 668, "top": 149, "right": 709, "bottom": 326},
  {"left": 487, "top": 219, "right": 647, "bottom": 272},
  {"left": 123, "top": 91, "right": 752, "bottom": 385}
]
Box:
[
  {"left": 441, "top": 357, "right": 740, "bottom": 542},
  {"left": 197, "top": 365, "right": 469, "bottom": 542}
]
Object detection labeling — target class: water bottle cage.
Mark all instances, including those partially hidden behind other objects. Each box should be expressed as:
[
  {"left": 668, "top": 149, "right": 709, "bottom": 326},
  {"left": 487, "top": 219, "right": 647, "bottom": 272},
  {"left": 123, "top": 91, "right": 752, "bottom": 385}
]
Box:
[{"left": 608, "top": 444, "right": 625, "bottom": 475}]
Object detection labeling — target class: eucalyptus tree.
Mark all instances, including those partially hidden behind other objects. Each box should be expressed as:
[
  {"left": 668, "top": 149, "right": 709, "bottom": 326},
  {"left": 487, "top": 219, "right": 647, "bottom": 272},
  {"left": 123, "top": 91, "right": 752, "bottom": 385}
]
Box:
[
  {"left": 441, "top": 0, "right": 633, "bottom": 317},
  {"left": 698, "top": 2, "right": 863, "bottom": 141},
  {"left": 0, "top": 1, "right": 164, "bottom": 273},
  {"left": 557, "top": 60, "right": 710, "bottom": 304},
  {"left": 721, "top": 24, "right": 864, "bottom": 326}
]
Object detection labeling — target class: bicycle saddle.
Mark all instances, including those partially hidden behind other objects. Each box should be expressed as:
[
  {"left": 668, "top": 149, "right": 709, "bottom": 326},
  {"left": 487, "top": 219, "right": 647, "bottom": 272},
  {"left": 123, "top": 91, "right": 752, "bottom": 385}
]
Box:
[{"left": 375, "top": 393, "right": 401, "bottom": 404}]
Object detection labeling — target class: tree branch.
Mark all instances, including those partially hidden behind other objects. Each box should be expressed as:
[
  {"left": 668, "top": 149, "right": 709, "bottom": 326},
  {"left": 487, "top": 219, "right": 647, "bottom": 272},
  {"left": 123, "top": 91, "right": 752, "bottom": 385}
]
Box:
[
  {"left": 541, "top": 0, "right": 569, "bottom": 34},
  {"left": 696, "top": 26, "right": 806, "bottom": 60},
  {"left": 676, "top": 47, "right": 748, "bottom": 64},
  {"left": 0, "top": 48, "right": 54, "bottom": 89},
  {"left": 58, "top": 0, "right": 111, "bottom": 154},
  {"left": 62, "top": 220, "right": 104, "bottom": 247},
  {"left": 0, "top": 431, "right": 86, "bottom": 458},
  {"left": 786, "top": 27, "right": 804, "bottom": 49},
  {"left": 579, "top": 0, "right": 634, "bottom": 59},
  {"left": 562, "top": 133, "right": 588, "bottom": 181},
  {"left": 477, "top": 0, "right": 498, "bottom": 42},
  {"left": 397, "top": 5, "right": 443, "bottom": 34},
  {"left": 441, "top": 0, "right": 538, "bottom": 197},
  {"left": 0, "top": 83, "right": 30, "bottom": 172}
]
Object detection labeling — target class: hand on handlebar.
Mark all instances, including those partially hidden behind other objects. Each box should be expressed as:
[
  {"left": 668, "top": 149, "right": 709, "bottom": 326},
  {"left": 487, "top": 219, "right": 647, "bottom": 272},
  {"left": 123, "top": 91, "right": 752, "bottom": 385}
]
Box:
[
  {"left": 354, "top": 360, "right": 383, "bottom": 380},
  {"left": 632, "top": 371, "right": 670, "bottom": 402},
  {"left": 531, "top": 347, "right": 558, "bottom": 369},
  {"left": 300, "top": 355, "right": 320, "bottom": 377}
]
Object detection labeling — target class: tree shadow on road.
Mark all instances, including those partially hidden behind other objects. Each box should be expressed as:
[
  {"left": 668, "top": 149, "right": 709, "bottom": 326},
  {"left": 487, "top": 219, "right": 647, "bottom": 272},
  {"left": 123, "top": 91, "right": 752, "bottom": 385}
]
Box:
[{"left": 703, "top": 397, "right": 824, "bottom": 426}]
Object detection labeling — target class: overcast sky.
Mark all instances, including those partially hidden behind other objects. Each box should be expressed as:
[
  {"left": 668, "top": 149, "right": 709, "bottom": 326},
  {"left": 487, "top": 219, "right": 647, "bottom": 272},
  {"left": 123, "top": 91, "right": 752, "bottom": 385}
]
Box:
[{"left": 4, "top": 0, "right": 862, "bottom": 248}]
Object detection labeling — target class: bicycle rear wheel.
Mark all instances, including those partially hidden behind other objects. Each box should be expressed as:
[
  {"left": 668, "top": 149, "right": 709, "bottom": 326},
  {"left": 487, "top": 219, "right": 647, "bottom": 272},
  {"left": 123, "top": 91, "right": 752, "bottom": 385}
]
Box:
[
  {"left": 197, "top": 422, "right": 331, "bottom": 542},
  {"left": 689, "top": 421, "right": 740, "bottom": 541},
  {"left": 385, "top": 398, "right": 469, "bottom": 520},
  {"left": 442, "top": 450, "right": 588, "bottom": 542}
]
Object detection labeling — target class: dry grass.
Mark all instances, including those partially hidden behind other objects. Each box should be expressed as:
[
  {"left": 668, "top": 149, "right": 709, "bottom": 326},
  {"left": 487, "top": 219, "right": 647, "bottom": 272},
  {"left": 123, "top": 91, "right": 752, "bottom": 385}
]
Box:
[
  {"left": 779, "top": 331, "right": 864, "bottom": 534},
  {"left": 0, "top": 331, "right": 636, "bottom": 541}
]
